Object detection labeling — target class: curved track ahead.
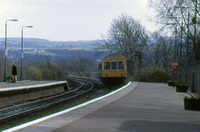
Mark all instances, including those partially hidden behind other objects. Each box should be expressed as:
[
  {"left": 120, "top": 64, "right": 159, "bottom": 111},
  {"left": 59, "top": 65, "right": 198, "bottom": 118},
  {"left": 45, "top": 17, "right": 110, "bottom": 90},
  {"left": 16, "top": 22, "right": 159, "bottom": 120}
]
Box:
[{"left": 0, "top": 78, "right": 94, "bottom": 123}]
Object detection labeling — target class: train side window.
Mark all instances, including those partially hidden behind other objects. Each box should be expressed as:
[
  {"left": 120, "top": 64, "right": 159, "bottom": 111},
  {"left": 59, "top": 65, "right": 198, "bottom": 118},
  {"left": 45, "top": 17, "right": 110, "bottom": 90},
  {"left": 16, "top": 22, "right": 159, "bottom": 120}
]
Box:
[
  {"left": 104, "top": 62, "right": 110, "bottom": 69},
  {"left": 118, "top": 62, "right": 124, "bottom": 69},
  {"left": 111, "top": 62, "right": 117, "bottom": 69}
]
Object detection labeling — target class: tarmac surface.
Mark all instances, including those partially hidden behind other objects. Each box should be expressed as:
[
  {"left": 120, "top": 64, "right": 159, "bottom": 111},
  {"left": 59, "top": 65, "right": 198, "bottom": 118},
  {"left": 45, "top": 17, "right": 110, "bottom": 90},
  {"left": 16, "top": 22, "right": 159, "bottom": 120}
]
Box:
[{"left": 5, "top": 82, "right": 200, "bottom": 132}]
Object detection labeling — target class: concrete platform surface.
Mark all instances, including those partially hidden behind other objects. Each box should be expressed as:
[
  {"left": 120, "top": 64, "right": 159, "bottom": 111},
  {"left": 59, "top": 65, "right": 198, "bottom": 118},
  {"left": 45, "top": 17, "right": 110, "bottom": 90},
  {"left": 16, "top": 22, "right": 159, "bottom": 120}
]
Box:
[
  {"left": 5, "top": 82, "right": 200, "bottom": 132},
  {"left": 0, "top": 81, "right": 66, "bottom": 91},
  {"left": 0, "top": 81, "right": 57, "bottom": 88}
]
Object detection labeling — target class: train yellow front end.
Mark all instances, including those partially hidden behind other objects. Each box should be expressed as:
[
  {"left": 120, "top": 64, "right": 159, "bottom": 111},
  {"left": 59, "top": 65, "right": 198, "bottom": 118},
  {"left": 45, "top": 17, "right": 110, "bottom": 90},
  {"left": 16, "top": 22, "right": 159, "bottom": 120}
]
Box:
[{"left": 101, "top": 55, "right": 127, "bottom": 84}]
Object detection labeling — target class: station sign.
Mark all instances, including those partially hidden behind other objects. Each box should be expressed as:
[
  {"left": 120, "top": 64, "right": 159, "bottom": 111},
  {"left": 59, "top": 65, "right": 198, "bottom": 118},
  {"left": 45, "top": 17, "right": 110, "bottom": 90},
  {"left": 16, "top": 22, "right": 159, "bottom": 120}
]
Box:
[{"left": 172, "top": 63, "right": 178, "bottom": 69}]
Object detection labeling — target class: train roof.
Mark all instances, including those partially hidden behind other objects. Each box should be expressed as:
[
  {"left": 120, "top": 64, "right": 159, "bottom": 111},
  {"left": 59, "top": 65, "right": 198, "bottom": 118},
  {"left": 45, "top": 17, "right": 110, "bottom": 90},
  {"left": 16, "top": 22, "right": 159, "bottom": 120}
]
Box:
[{"left": 102, "top": 55, "right": 126, "bottom": 60}]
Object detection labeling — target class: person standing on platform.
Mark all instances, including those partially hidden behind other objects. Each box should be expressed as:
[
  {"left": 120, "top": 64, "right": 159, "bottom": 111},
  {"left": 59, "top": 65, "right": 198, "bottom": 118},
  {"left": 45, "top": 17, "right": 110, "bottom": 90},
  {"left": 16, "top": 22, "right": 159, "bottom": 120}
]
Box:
[{"left": 12, "top": 63, "right": 17, "bottom": 83}]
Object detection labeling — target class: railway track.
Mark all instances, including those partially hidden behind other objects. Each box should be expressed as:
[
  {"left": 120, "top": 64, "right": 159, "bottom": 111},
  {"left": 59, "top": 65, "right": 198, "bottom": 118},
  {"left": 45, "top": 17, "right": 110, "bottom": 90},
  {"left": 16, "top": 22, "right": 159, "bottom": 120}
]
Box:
[{"left": 0, "top": 78, "right": 94, "bottom": 123}]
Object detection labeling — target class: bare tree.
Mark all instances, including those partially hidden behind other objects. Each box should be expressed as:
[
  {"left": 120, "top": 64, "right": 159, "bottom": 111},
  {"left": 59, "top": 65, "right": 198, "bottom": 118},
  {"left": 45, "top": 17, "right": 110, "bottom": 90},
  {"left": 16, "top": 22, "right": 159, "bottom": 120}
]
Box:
[
  {"left": 150, "top": 32, "right": 174, "bottom": 71},
  {"left": 101, "top": 14, "right": 148, "bottom": 79},
  {"left": 149, "top": 0, "right": 200, "bottom": 59}
]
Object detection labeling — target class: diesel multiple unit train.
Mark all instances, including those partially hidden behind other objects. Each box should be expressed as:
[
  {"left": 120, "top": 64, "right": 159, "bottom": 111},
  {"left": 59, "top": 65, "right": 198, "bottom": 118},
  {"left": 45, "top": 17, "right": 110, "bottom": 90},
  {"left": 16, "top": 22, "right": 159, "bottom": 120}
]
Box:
[{"left": 100, "top": 55, "right": 127, "bottom": 84}]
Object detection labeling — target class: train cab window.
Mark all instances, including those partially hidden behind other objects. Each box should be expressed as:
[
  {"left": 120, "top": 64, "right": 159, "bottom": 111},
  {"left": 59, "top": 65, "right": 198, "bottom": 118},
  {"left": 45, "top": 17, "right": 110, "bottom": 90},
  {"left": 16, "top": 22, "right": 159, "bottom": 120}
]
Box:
[
  {"left": 118, "top": 62, "right": 124, "bottom": 69},
  {"left": 104, "top": 62, "right": 110, "bottom": 69},
  {"left": 111, "top": 62, "right": 117, "bottom": 69}
]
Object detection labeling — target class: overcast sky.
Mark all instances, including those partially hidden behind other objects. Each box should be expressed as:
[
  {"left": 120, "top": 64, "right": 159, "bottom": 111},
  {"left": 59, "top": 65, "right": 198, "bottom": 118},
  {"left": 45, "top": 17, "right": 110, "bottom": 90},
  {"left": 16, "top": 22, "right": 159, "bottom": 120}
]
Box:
[{"left": 0, "top": 0, "right": 156, "bottom": 41}]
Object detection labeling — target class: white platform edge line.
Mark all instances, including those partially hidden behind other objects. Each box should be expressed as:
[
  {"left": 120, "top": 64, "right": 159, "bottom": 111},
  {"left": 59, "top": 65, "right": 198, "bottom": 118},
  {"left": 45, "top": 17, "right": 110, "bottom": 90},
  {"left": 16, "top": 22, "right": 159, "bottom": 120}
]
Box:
[
  {"left": 0, "top": 81, "right": 67, "bottom": 92},
  {"left": 3, "top": 81, "right": 133, "bottom": 132}
]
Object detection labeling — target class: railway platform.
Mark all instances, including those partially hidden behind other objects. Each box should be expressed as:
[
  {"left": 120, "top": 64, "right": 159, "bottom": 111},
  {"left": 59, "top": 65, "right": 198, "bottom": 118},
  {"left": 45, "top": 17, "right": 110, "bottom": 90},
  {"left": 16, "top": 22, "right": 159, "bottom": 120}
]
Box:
[
  {"left": 4, "top": 82, "right": 200, "bottom": 132},
  {"left": 0, "top": 81, "right": 68, "bottom": 108},
  {"left": 0, "top": 81, "right": 67, "bottom": 91}
]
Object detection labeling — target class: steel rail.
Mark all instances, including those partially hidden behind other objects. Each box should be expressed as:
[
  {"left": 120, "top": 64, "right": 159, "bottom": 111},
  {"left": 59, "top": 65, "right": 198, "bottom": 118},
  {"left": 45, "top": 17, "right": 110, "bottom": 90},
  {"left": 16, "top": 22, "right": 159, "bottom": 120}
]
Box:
[{"left": 0, "top": 78, "right": 94, "bottom": 122}]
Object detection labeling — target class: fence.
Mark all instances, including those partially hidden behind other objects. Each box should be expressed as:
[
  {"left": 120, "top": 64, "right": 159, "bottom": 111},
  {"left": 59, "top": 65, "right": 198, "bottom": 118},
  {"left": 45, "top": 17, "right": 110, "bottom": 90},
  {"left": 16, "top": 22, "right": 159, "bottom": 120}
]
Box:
[{"left": 173, "top": 65, "right": 200, "bottom": 94}]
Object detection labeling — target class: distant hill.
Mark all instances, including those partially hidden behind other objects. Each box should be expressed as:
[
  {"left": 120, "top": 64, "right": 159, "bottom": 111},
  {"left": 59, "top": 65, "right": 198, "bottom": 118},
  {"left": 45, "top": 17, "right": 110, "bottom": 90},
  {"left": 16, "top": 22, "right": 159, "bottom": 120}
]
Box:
[
  {"left": 0, "top": 38, "right": 109, "bottom": 63},
  {"left": 0, "top": 38, "right": 98, "bottom": 48}
]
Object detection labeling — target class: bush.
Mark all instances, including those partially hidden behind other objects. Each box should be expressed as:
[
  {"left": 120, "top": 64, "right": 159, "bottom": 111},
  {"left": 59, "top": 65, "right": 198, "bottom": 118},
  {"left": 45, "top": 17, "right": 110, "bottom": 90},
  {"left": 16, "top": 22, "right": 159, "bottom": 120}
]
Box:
[
  {"left": 139, "top": 66, "right": 171, "bottom": 83},
  {"left": 28, "top": 67, "right": 42, "bottom": 80}
]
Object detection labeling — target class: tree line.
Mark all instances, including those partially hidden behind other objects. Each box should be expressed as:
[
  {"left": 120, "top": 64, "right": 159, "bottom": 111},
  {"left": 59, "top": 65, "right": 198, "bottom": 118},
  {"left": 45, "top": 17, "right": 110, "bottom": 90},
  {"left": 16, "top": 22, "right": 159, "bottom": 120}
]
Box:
[
  {"left": 98, "top": 0, "right": 200, "bottom": 82},
  {"left": 1, "top": 0, "right": 199, "bottom": 83},
  {"left": 98, "top": 14, "right": 174, "bottom": 81},
  {"left": 0, "top": 52, "right": 97, "bottom": 82}
]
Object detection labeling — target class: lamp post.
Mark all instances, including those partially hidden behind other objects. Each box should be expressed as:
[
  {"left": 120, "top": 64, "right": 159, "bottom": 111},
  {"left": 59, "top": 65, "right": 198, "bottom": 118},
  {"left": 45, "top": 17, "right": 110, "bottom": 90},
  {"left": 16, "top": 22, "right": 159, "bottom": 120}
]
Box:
[
  {"left": 174, "top": 6, "right": 190, "bottom": 59},
  {"left": 191, "top": 0, "right": 198, "bottom": 92},
  {"left": 174, "top": 4, "right": 198, "bottom": 92},
  {"left": 4, "top": 19, "right": 18, "bottom": 82},
  {"left": 165, "top": 23, "right": 179, "bottom": 80},
  {"left": 20, "top": 26, "right": 33, "bottom": 80},
  {"left": 193, "top": 0, "right": 197, "bottom": 52}
]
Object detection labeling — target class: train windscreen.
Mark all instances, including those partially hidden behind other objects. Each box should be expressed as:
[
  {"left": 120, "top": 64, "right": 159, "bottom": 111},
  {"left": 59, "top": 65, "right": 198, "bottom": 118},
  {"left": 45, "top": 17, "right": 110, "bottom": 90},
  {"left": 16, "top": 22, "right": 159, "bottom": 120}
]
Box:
[
  {"left": 112, "top": 62, "right": 117, "bottom": 69},
  {"left": 118, "top": 62, "right": 124, "bottom": 69},
  {"left": 104, "top": 62, "right": 110, "bottom": 69}
]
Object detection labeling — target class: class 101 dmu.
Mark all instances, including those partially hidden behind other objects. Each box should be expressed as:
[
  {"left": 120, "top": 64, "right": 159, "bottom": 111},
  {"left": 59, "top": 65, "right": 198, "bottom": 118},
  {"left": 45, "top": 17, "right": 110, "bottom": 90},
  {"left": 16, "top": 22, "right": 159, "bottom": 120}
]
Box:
[{"left": 100, "top": 55, "right": 127, "bottom": 84}]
